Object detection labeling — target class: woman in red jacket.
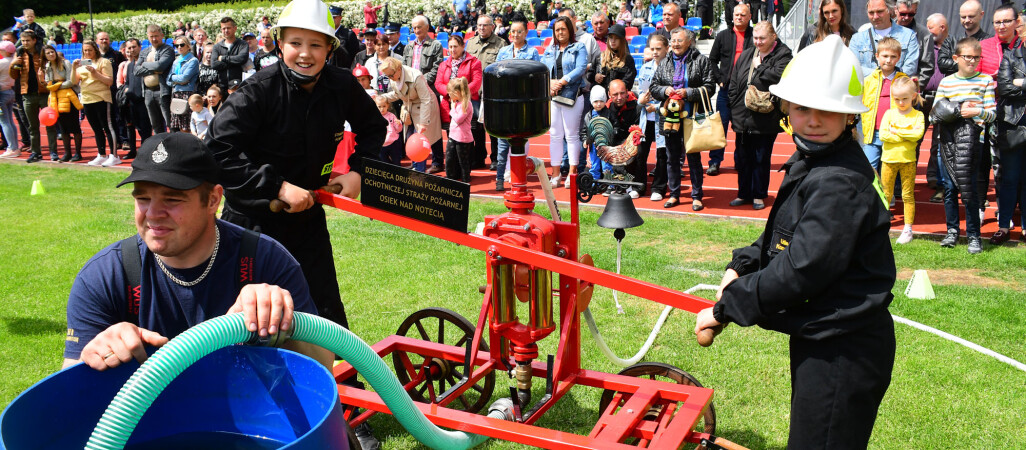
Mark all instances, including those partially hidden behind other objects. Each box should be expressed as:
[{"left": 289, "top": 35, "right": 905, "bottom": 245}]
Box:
[{"left": 434, "top": 34, "right": 482, "bottom": 128}]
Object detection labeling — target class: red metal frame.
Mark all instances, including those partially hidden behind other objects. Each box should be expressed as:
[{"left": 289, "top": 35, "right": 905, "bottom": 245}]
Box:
[{"left": 318, "top": 152, "right": 720, "bottom": 449}]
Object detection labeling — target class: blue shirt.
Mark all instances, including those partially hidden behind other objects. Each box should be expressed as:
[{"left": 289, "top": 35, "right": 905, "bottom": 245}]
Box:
[
  {"left": 497, "top": 42, "right": 542, "bottom": 62},
  {"left": 453, "top": 0, "right": 471, "bottom": 14},
  {"left": 64, "top": 220, "right": 316, "bottom": 359}
]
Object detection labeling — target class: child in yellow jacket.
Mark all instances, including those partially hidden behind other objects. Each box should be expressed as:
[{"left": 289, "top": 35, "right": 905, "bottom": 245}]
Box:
[{"left": 879, "top": 76, "right": 925, "bottom": 244}]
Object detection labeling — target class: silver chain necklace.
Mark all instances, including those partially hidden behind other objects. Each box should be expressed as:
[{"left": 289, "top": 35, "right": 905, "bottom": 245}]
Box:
[{"left": 155, "top": 225, "right": 220, "bottom": 287}]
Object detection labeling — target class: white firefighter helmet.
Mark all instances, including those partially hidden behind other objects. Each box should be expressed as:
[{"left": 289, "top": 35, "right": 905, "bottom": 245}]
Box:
[
  {"left": 769, "top": 35, "right": 869, "bottom": 114},
  {"left": 271, "top": 0, "right": 341, "bottom": 51}
]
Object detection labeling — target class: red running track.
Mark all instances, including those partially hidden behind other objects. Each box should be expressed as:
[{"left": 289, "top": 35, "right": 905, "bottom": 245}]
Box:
[{"left": 13, "top": 123, "right": 1003, "bottom": 238}]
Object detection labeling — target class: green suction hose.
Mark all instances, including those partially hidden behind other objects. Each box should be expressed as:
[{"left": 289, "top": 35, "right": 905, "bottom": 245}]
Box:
[{"left": 85, "top": 312, "right": 505, "bottom": 450}]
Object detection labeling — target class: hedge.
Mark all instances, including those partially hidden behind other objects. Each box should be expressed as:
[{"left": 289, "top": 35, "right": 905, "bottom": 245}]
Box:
[{"left": 36, "top": 0, "right": 723, "bottom": 42}]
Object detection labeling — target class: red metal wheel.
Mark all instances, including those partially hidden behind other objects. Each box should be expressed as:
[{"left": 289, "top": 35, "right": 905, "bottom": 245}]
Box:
[
  {"left": 391, "top": 307, "right": 495, "bottom": 413},
  {"left": 598, "top": 362, "right": 716, "bottom": 446}
]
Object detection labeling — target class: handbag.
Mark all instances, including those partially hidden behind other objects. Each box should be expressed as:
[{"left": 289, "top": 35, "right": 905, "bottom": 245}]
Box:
[
  {"left": 996, "top": 123, "right": 1026, "bottom": 151},
  {"left": 744, "top": 53, "right": 775, "bottom": 114},
  {"left": 170, "top": 97, "right": 189, "bottom": 115},
  {"left": 552, "top": 94, "right": 576, "bottom": 107},
  {"left": 685, "top": 87, "right": 727, "bottom": 153}
]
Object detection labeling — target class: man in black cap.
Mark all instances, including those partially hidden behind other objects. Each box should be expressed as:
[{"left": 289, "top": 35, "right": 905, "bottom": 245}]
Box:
[
  {"left": 355, "top": 28, "right": 378, "bottom": 67},
  {"left": 384, "top": 23, "right": 405, "bottom": 56},
  {"left": 330, "top": 5, "right": 363, "bottom": 69},
  {"left": 63, "top": 133, "right": 332, "bottom": 372}
]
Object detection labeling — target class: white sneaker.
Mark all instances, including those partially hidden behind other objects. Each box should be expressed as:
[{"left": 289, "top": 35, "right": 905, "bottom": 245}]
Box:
[
  {"left": 896, "top": 229, "right": 914, "bottom": 244},
  {"left": 0, "top": 150, "right": 13, "bottom": 158},
  {"left": 628, "top": 189, "right": 639, "bottom": 199},
  {"left": 101, "top": 154, "right": 122, "bottom": 167},
  {"left": 549, "top": 175, "right": 561, "bottom": 188},
  {"left": 979, "top": 209, "right": 986, "bottom": 225},
  {"left": 504, "top": 171, "right": 511, "bottom": 182},
  {"left": 564, "top": 176, "right": 572, "bottom": 189},
  {"left": 650, "top": 192, "right": 663, "bottom": 201},
  {"left": 87, "top": 155, "right": 106, "bottom": 166}
]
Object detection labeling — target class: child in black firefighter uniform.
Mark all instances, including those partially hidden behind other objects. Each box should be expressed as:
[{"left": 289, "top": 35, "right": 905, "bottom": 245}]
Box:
[
  {"left": 694, "top": 35, "right": 897, "bottom": 449},
  {"left": 203, "top": 1, "right": 386, "bottom": 448}
]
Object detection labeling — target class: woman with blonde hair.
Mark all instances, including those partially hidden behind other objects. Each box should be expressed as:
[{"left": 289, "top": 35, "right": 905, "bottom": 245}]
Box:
[
  {"left": 75, "top": 40, "right": 118, "bottom": 166},
  {"left": 167, "top": 36, "right": 199, "bottom": 133},
  {"left": 378, "top": 56, "right": 442, "bottom": 172}
]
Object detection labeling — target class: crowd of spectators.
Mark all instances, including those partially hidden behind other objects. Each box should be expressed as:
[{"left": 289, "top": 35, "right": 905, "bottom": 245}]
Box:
[{"left": 1, "top": 0, "right": 1024, "bottom": 249}]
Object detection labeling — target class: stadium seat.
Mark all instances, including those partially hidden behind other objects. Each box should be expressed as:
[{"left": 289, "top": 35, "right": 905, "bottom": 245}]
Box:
[
  {"left": 527, "top": 37, "right": 542, "bottom": 46},
  {"left": 631, "top": 43, "right": 644, "bottom": 53},
  {"left": 535, "top": 45, "right": 546, "bottom": 54},
  {"left": 439, "top": 38, "right": 449, "bottom": 49},
  {"left": 466, "top": 30, "right": 474, "bottom": 39},
  {"left": 401, "top": 26, "right": 410, "bottom": 34},
  {"left": 630, "top": 35, "right": 648, "bottom": 47},
  {"left": 543, "top": 37, "right": 552, "bottom": 47},
  {"left": 437, "top": 31, "right": 448, "bottom": 42},
  {"left": 527, "top": 21, "right": 535, "bottom": 30},
  {"left": 539, "top": 29, "right": 552, "bottom": 38},
  {"left": 684, "top": 17, "right": 702, "bottom": 33},
  {"left": 641, "top": 26, "right": 655, "bottom": 35},
  {"left": 625, "top": 27, "right": 639, "bottom": 37},
  {"left": 527, "top": 29, "right": 538, "bottom": 38}
]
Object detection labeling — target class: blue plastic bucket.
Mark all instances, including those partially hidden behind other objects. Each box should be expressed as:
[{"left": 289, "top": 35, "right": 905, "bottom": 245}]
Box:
[{"left": 1, "top": 346, "right": 348, "bottom": 449}]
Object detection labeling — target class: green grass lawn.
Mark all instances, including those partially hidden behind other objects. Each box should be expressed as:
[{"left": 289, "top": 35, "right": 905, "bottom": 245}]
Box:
[{"left": 1, "top": 162, "right": 1024, "bottom": 448}]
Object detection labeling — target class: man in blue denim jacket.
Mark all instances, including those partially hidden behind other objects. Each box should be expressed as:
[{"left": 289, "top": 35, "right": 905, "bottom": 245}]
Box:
[{"left": 848, "top": 0, "right": 920, "bottom": 76}]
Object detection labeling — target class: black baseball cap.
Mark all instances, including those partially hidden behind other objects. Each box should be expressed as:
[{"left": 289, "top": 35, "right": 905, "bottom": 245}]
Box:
[
  {"left": 609, "top": 24, "right": 626, "bottom": 39},
  {"left": 117, "top": 133, "right": 220, "bottom": 190}
]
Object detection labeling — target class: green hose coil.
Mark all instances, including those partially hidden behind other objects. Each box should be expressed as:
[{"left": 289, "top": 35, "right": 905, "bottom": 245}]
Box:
[{"left": 84, "top": 312, "right": 496, "bottom": 450}]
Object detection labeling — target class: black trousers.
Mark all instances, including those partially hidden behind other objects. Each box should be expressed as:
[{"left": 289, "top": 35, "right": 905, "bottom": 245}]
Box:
[
  {"left": 665, "top": 131, "right": 703, "bottom": 200},
  {"left": 630, "top": 120, "right": 657, "bottom": 196},
  {"left": 446, "top": 139, "right": 474, "bottom": 182},
  {"left": 788, "top": 315, "right": 895, "bottom": 449},
  {"left": 223, "top": 204, "right": 364, "bottom": 389},
  {"left": 122, "top": 97, "right": 153, "bottom": 152},
  {"left": 735, "top": 132, "right": 775, "bottom": 200}
]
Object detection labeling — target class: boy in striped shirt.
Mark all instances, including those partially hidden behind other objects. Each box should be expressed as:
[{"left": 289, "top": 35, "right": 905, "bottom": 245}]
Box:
[{"left": 933, "top": 37, "right": 995, "bottom": 254}]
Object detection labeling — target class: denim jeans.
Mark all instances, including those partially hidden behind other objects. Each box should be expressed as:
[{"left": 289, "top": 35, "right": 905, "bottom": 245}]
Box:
[
  {"left": 996, "top": 147, "right": 1026, "bottom": 230},
  {"left": 708, "top": 85, "right": 730, "bottom": 166},
  {"left": 496, "top": 138, "right": 528, "bottom": 182},
  {"left": 938, "top": 154, "right": 980, "bottom": 237},
  {"left": 0, "top": 89, "right": 17, "bottom": 151},
  {"left": 862, "top": 130, "right": 883, "bottom": 173},
  {"left": 666, "top": 132, "right": 703, "bottom": 200}
]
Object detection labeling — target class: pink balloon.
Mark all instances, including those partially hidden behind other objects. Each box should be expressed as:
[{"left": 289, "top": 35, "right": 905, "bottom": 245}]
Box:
[
  {"left": 405, "top": 133, "right": 431, "bottom": 162},
  {"left": 39, "top": 107, "right": 58, "bottom": 127}
]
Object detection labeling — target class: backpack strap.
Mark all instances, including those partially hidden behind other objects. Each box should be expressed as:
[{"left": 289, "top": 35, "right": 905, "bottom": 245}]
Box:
[
  {"left": 119, "top": 235, "right": 142, "bottom": 325},
  {"left": 236, "top": 229, "right": 260, "bottom": 291}
]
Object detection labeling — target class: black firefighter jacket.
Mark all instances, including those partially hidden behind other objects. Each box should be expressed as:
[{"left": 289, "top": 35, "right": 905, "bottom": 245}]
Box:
[
  {"left": 714, "top": 135, "right": 896, "bottom": 340},
  {"left": 205, "top": 61, "right": 386, "bottom": 222}
]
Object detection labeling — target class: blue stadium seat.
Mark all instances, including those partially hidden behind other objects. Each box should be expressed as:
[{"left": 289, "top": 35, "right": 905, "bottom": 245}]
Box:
[
  {"left": 526, "top": 29, "right": 538, "bottom": 38},
  {"left": 439, "top": 38, "right": 449, "bottom": 49},
  {"left": 633, "top": 56, "right": 643, "bottom": 68},
  {"left": 539, "top": 29, "right": 552, "bottom": 38},
  {"left": 684, "top": 17, "right": 702, "bottom": 33},
  {"left": 401, "top": 26, "right": 410, "bottom": 35},
  {"left": 641, "top": 26, "right": 655, "bottom": 35},
  {"left": 436, "top": 31, "right": 448, "bottom": 42},
  {"left": 631, "top": 44, "right": 644, "bottom": 53},
  {"left": 527, "top": 37, "right": 542, "bottom": 46},
  {"left": 630, "top": 35, "right": 648, "bottom": 47}
]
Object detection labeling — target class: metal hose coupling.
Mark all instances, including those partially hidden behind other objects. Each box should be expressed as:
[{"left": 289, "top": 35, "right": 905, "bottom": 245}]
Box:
[{"left": 487, "top": 398, "right": 516, "bottom": 422}]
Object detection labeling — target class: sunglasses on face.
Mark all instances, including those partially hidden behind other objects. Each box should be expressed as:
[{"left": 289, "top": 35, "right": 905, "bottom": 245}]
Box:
[{"left": 174, "top": 43, "right": 189, "bottom": 48}]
